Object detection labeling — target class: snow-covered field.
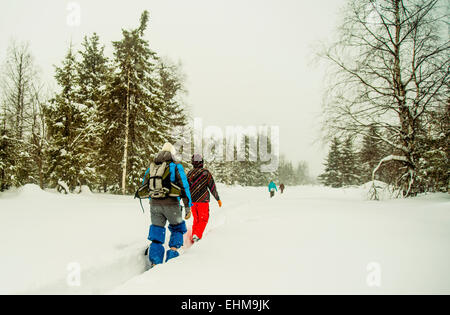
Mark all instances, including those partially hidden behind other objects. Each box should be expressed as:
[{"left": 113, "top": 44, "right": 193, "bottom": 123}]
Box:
[{"left": 0, "top": 184, "right": 449, "bottom": 295}]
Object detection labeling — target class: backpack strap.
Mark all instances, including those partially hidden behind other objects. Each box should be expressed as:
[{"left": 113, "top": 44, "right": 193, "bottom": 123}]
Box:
[
  {"left": 169, "top": 162, "right": 176, "bottom": 182},
  {"left": 142, "top": 168, "right": 150, "bottom": 185}
]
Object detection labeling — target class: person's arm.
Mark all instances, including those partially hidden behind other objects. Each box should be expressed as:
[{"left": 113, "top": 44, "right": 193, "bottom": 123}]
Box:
[
  {"left": 186, "top": 169, "right": 193, "bottom": 186},
  {"left": 174, "top": 163, "right": 193, "bottom": 208},
  {"left": 181, "top": 169, "right": 193, "bottom": 211},
  {"left": 206, "top": 170, "right": 220, "bottom": 203}
]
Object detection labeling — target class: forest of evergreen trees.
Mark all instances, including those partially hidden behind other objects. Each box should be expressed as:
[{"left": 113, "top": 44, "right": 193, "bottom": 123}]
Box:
[
  {"left": 206, "top": 154, "right": 313, "bottom": 187},
  {"left": 0, "top": 11, "right": 304, "bottom": 194},
  {"left": 319, "top": 123, "right": 449, "bottom": 194},
  {"left": 0, "top": 11, "right": 187, "bottom": 194}
]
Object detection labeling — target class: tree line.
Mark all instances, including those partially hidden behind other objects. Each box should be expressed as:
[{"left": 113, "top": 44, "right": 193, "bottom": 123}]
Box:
[
  {"left": 319, "top": 0, "right": 449, "bottom": 196},
  {"left": 320, "top": 122, "right": 448, "bottom": 194},
  {"left": 0, "top": 11, "right": 189, "bottom": 194},
  {"left": 0, "top": 11, "right": 303, "bottom": 193},
  {"left": 207, "top": 155, "right": 312, "bottom": 187}
]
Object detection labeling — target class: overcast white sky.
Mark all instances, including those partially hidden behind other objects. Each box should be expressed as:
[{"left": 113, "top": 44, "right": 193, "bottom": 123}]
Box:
[{"left": 0, "top": 0, "right": 346, "bottom": 176}]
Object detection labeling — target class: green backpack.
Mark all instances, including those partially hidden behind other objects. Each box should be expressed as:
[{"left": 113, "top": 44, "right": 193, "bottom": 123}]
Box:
[{"left": 135, "top": 162, "right": 182, "bottom": 200}]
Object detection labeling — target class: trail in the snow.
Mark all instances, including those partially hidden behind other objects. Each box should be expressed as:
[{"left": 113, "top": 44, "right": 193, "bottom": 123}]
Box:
[{"left": 20, "top": 242, "right": 149, "bottom": 295}]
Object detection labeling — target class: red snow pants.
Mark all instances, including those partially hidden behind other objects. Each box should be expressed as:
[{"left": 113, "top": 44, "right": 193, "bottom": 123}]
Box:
[{"left": 191, "top": 202, "right": 210, "bottom": 240}]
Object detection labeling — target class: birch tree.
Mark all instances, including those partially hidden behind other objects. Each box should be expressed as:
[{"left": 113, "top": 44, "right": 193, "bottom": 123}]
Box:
[{"left": 322, "top": 0, "right": 449, "bottom": 196}]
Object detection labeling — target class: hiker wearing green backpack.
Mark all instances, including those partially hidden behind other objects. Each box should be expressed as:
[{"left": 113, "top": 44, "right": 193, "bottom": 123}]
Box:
[{"left": 137, "top": 142, "right": 193, "bottom": 267}]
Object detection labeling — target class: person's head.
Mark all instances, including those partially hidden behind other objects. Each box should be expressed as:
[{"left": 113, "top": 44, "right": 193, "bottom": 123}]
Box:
[
  {"left": 191, "top": 154, "right": 204, "bottom": 168},
  {"left": 155, "top": 142, "right": 176, "bottom": 163},
  {"left": 161, "top": 142, "right": 176, "bottom": 156}
]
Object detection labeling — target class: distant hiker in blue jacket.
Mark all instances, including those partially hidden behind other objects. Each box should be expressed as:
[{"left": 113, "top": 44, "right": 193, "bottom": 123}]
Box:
[
  {"left": 141, "top": 142, "right": 193, "bottom": 268},
  {"left": 268, "top": 180, "right": 277, "bottom": 198}
]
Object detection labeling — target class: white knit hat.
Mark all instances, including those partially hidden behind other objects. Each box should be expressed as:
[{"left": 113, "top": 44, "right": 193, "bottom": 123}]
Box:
[{"left": 161, "top": 142, "right": 176, "bottom": 156}]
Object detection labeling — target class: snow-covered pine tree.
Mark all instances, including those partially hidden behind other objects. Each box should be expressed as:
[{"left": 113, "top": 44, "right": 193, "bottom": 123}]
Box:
[
  {"left": 45, "top": 43, "right": 89, "bottom": 192},
  {"left": 209, "top": 159, "right": 231, "bottom": 185},
  {"left": 0, "top": 112, "right": 16, "bottom": 191},
  {"left": 225, "top": 147, "right": 242, "bottom": 186},
  {"left": 319, "top": 137, "right": 342, "bottom": 187},
  {"left": 295, "top": 161, "right": 311, "bottom": 185},
  {"left": 206, "top": 130, "right": 278, "bottom": 187},
  {"left": 204, "top": 137, "right": 231, "bottom": 185},
  {"left": 244, "top": 159, "right": 266, "bottom": 186},
  {"left": 104, "top": 11, "right": 167, "bottom": 194},
  {"left": 278, "top": 155, "right": 296, "bottom": 185},
  {"left": 257, "top": 129, "right": 279, "bottom": 186},
  {"left": 277, "top": 159, "right": 313, "bottom": 186},
  {"left": 340, "top": 136, "right": 360, "bottom": 186},
  {"left": 207, "top": 141, "right": 235, "bottom": 185},
  {"left": 75, "top": 33, "right": 111, "bottom": 191},
  {"left": 232, "top": 134, "right": 255, "bottom": 186},
  {"left": 416, "top": 100, "right": 449, "bottom": 193},
  {"left": 207, "top": 137, "right": 255, "bottom": 186},
  {"left": 156, "top": 59, "right": 188, "bottom": 144},
  {"left": 359, "top": 125, "right": 385, "bottom": 183}
]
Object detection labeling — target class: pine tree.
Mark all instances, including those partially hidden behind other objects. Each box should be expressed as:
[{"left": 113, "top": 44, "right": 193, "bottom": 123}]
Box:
[
  {"left": 104, "top": 11, "right": 167, "bottom": 194},
  {"left": 319, "top": 137, "right": 342, "bottom": 187},
  {"left": 156, "top": 59, "right": 188, "bottom": 144},
  {"left": 209, "top": 160, "right": 233, "bottom": 185},
  {"left": 206, "top": 132, "right": 278, "bottom": 187},
  {"left": 76, "top": 33, "right": 111, "bottom": 190},
  {"left": 0, "top": 120, "right": 16, "bottom": 191},
  {"left": 207, "top": 138, "right": 236, "bottom": 185},
  {"left": 340, "top": 136, "right": 359, "bottom": 186},
  {"left": 45, "top": 43, "right": 88, "bottom": 191},
  {"left": 416, "top": 100, "right": 449, "bottom": 192},
  {"left": 359, "top": 126, "right": 384, "bottom": 183},
  {"left": 234, "top": 135, "right": 256, "bottom": 186},
  {"left": 295, "top": 161, "right": 311, "bottom": 185},
  {"left": 278, "top": 155, "right": 296, "bottom": 185}
]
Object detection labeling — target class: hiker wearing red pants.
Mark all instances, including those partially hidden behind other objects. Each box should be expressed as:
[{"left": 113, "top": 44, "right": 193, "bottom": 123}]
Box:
[{"left": 187, "top": 154, "right": 222, "bottom": 242}]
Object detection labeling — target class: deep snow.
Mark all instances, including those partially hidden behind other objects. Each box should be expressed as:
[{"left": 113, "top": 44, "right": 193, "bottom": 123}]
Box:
[{"left": 0, "top": 184, "right": 449, "bottom": 294}]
